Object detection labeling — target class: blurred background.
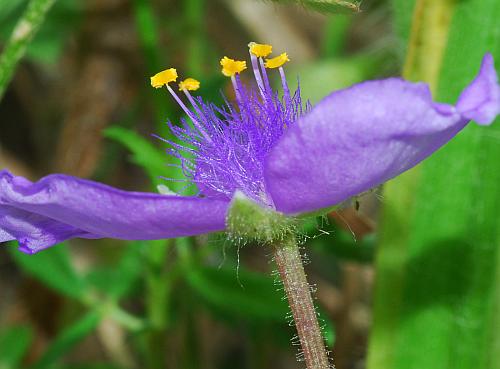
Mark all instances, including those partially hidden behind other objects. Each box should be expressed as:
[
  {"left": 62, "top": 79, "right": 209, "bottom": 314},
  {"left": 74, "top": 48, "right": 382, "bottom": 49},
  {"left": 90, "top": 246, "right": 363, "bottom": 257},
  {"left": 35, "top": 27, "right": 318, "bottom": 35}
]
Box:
[{"left": 0, "top": 0, "right": 499, "bottom": 369}]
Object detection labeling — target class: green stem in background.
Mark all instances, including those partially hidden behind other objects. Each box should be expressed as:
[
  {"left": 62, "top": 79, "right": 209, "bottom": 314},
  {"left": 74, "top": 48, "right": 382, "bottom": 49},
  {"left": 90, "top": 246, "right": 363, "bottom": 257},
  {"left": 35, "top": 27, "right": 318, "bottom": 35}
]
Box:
[
  {"left": 106, "top": 304, "right": 146, "bottom": 332},
  {"left": 142, "top": 237, "right": 195, "bottom": 369},
  {"left": 132, "top": 0, "right": 161, "bottom": 73},
  {"left": 144, "top": 239, "right": 172, "bottom": 369},
  {"left": 131, "top": 0, "right": 173, "bottom": 136},
  {"left": 0, "top": 0, "right": 57, "bottom": 100},
  {"left": 184, "top": 0, "right": 205, "bottom": 77},
  {"left": 273, "top": 235, "right": 331, "bottom": 369},
  {"left": 402, "top": 0, "right": 455, "bottom": 88},
  {"left": 321, "top": 14, "right": 351, "bottom": 58}
]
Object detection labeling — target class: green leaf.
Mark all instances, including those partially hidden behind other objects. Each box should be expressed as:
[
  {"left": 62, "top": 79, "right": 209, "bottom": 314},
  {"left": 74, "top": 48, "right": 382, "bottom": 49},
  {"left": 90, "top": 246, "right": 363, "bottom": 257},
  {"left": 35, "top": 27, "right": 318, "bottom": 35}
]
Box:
[
  {"left": 104, "top": 126, "right": 167, "bottom": 185},
  {"left": 85, "top": 243, "right": 143, "bottom": 299},
  {"left": 31, "top": 311, "right": 101, "bottom": 369},
  {"left": 104, "top": 125, "right": 190, "bottom": 193},
  {"left": 9, "top": 243, "right": 88, "bottom": 300},
  {"left": 186, "top": 265, "right": 289, "bottom": 321},
  {"left": 0, "top": 325, "right": 33, "bottom": 369},
  {"left": 368, "top": 1, "right": 500, "bottom": 369}
]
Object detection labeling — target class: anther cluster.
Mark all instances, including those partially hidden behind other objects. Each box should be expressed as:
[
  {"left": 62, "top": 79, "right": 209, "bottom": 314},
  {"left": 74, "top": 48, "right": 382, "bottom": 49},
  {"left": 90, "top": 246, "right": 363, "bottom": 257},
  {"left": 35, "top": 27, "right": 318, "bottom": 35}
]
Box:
[{"left": 151, "top": 43, "right": 308, "bottom": 206}]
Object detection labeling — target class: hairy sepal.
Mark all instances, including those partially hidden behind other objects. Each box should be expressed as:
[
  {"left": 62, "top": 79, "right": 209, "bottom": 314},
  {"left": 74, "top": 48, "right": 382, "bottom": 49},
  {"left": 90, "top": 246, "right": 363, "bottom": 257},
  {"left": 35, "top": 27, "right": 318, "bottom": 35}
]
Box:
[{"left": 226, "top": 191, "right": 295, "bottom": 243}]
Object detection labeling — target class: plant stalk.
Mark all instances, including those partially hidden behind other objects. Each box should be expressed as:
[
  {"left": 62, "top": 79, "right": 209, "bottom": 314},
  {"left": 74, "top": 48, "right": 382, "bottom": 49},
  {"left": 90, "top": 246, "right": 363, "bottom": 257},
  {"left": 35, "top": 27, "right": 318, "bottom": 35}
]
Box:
[
  {"left": 0, "top": 0, "right": 57, "bottom": 100},
  {"left": 273, "top": 235, "right": 331, "bottom": 369}
]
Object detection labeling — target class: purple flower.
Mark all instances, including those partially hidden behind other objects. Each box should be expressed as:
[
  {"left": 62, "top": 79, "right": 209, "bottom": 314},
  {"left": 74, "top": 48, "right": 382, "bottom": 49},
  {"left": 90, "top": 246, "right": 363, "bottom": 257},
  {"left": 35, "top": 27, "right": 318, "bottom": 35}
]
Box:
[{"left": 1, "top": 44, "right": 499, "bottom": 254}]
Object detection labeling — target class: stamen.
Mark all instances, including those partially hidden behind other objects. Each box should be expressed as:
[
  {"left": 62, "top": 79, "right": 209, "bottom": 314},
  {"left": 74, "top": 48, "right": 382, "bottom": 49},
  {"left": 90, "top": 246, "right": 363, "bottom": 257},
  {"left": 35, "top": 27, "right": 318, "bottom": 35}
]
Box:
[
  {"left": 249, "top": 42, "right": 273, "bottom": 58},
  {"left": 220, "top": 56, "right": 247, "bottom": 77},
  {"left": 265, "top": 53, "right": 290, "bottom": 69},
  {"left": 165, "top": 84, "right": 211, "bottom": 142},
  {"left": 230, "top": 75, "right": 243, "bottom": 103},
  {"left": 279, "top": 66, "right": 291, "bottom": 104},
  {"left": 248, "top": 46, "right": 266, "bottom": 95},
  {"left": 179, "top": 77, "right": 203, "bottom": 114},
  {"left": 220, "top": 56, "right": 247, "bottom": 104},
  {"left": 153, "top": 45, "right": 306, "bottom": 203},
  {"left": 150, "top": 68, "right": 178, "bottom": 88},
  {"left": 181, "top": 90, "right": 212, "bottom": 143},
  {"left": 179, "top": 77, "right": 200, "bottom": 92},
  {"left": 182, "top": 89, "right": 201, "bottom": 113},
  {"left": 259, "top": 58, "right": 272, "bottom": 92},
  {"left": 151, "top": 68, "right": 210, "bottom": 140}
]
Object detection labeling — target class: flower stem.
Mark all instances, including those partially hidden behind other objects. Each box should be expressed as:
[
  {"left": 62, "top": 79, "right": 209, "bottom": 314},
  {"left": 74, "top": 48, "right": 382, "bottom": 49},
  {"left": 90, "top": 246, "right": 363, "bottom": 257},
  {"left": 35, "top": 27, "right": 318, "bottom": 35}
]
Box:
[
  {"left": 273, "top": 235, "right": 331, "bottom": 369},
  {"left": 0, "top": 0, "right": 57, "bottom": 100}
]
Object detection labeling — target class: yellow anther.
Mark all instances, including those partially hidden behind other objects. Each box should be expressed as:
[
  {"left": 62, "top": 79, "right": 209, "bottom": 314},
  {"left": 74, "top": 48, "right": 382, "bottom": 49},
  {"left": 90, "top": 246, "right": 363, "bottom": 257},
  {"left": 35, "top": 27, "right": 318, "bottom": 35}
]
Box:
[
  {"left": 220, "top": 56, "right": 247, "bottom": 77},
  {"left": 150, "top": 68, "right": 178, "bottom": 88},
  {"left": 179, "top": 77, "right": 200, "bottom": 91},
  {"left": 265, "top": 53, "right": 290, "bottom": 69},
  {"left": 248, "top": 42, "right": 273, "bottom": 58}
]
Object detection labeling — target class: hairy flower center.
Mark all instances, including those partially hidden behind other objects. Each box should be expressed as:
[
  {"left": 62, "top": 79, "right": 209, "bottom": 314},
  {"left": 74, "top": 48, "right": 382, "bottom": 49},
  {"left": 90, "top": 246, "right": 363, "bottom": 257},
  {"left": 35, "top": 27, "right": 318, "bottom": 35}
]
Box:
[{"left": 151, "top": 43, "right": 308, "bottom": 207}]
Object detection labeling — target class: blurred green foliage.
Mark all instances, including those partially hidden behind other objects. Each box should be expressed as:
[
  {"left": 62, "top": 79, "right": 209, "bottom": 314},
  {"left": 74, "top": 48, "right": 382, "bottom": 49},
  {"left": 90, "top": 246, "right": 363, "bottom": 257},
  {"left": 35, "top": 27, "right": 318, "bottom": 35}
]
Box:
[
  {"left": 10, "top": 245, "right": 88, "bottom": 300},
  {"left": 368, "top": 1, "right": 500, "bottom": 369},
  {"left": 104, "top": 127, "right": 169, "bottom": 188},
  {"left": 30, "top": 312, "right": 102, "bottom": 369},
  {"left": 1, "top": 0, "right": 498, "bottom": 368},
  {"left": 0, "top": 0, "right": 81, "bottom": 64},
  {"left": 0, "top": 325, "right": 33, "bottom": 369}
]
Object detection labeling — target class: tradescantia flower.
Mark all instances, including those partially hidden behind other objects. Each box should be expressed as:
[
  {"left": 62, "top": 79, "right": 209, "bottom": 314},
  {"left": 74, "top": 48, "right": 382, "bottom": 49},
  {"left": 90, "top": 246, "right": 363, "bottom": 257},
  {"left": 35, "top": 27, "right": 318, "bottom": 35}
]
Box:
[{"left": 1, "top": 43, "right": 499, "bottom": 254}]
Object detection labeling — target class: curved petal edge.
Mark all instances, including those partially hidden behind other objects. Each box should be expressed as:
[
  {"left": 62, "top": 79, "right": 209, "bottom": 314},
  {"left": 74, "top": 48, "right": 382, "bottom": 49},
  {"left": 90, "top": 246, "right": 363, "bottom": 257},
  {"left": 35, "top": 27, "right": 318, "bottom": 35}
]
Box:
[
  {"left": 264, "top": 53, "right": 500, "bottom": 215},
  {"left": 0, "top": 170, "right": 229, "bottom": 253},
  {"left": 457, "top": 53, "right": 500, "bottom": 125}
]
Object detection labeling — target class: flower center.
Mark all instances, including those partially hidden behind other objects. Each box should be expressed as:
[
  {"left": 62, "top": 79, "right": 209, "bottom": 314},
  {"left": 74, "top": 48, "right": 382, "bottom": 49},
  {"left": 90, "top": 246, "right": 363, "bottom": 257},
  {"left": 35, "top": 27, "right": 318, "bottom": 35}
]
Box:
[{"left": 150, "top": 43, "right": 308, "bottom": 207}]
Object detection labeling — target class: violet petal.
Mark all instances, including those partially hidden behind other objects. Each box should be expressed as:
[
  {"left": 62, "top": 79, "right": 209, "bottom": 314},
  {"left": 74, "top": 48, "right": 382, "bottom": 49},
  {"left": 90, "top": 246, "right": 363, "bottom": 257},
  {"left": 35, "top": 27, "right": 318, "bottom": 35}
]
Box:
[
  {"left": 456, "top": 53, "right": 500, "bottom": 125},
  {"left": 0, "top": 170, "right": 228, "bottom": 253},
  {"left": 264, "top": 54, "right": 499, "bottom": 215},
  {"left": 0, "top": 205, "right": 98, "bottom": 254}
]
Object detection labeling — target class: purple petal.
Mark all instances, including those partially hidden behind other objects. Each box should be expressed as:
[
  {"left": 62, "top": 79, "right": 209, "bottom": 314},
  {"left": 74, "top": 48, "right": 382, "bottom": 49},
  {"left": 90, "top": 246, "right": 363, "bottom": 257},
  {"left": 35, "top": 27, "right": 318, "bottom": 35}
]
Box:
[
  {"left": 1, "top": 170, "right": 229, "bottom": 253},
  {"left": 0, "top": 228, "right": 15, "bottom": 242},
  {"left": 0, "top": 205, "right": 99, "bottom": 254},
  {"left": 456, "top": 53, "right": 500, "bottom": 125},
  {"left": 264, "top": 55, "right": 499, "bottom": 215}
]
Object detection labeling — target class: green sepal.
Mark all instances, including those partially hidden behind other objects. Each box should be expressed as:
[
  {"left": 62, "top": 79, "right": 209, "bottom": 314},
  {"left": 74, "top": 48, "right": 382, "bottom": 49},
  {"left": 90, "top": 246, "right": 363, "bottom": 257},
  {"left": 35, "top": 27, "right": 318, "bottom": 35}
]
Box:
[{"left": 226, "top": 191, "right": 295, "bottom": 243}]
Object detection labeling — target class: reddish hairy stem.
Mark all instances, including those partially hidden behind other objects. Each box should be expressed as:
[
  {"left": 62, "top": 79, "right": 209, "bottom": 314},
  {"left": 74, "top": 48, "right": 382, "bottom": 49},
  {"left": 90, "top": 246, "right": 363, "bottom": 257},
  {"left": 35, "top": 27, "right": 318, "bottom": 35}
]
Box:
[{"left": 273, "top": 236, "right": 331, "bottom": 369}]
